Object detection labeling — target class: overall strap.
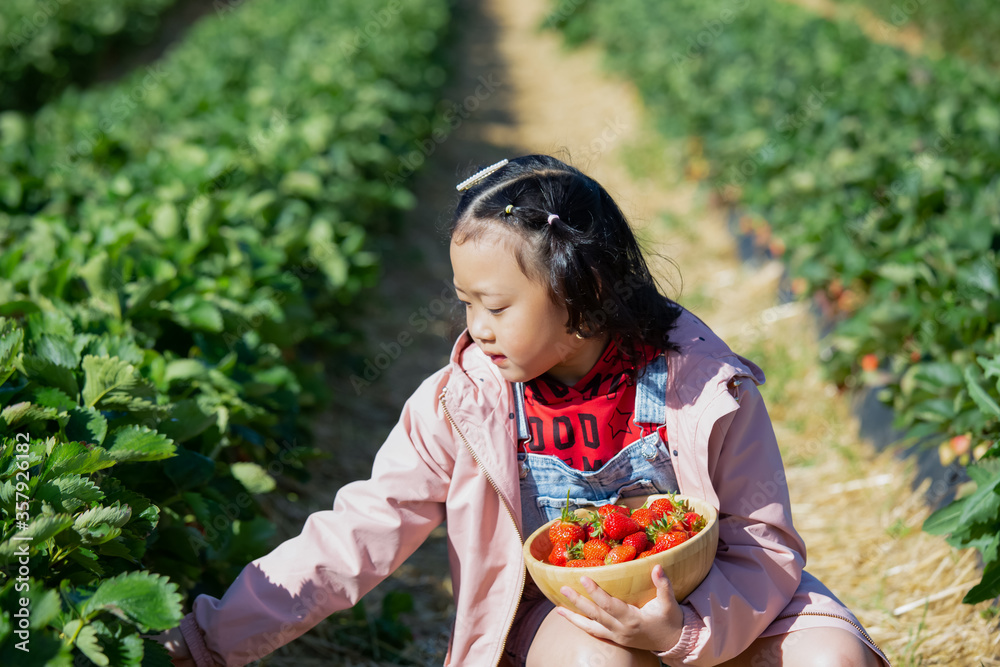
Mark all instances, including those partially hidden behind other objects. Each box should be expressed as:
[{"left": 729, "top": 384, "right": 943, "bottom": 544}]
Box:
[
  {"left": 513, "top": 381, "right": 530, "bottom": 442},
  {"left": 633, "top": 354, "right": 668, "bottom": 426}
]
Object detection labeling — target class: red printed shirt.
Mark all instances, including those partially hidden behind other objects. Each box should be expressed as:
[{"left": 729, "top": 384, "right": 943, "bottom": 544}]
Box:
[{"left": 521, "top": 340, "right": 665, "bottom": 471}]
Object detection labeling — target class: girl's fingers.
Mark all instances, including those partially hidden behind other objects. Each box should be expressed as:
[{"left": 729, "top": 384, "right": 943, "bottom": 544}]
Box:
[
  {"left": 560, "top": 578, "right": 631, "bottom": 628},
  {"left": 555, "top": 606, "right": 614, "bottom": 640}
]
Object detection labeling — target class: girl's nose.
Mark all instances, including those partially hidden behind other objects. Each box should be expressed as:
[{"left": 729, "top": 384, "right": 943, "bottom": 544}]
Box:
[{"left": 468, "top": 308, "right": 494, "bottom": 343}]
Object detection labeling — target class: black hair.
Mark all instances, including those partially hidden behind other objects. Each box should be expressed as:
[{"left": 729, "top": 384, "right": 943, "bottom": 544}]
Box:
[{"left": 450, "top": 154, "right": 683, "bottom": 371}]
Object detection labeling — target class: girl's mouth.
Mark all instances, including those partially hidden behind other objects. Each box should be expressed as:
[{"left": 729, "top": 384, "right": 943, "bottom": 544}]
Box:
[{"left": 489, "top": 354, "right": 508, "bottom": 365}]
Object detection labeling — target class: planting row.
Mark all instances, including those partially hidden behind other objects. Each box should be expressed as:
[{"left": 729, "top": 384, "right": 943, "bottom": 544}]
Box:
[
  {"left": 0, "top": 0, "right": 178, "bottom": 111},
  {"left": 553, "top": 0, "right": 999, "bottom": 604},
  {"left": 854, "top": 0, "right": 1000, "bottom": 69},
  {"left": 0, "top": 0, "right": 452, "bottom": 662}
]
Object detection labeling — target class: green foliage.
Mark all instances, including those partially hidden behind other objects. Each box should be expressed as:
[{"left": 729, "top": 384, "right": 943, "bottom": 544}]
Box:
[
  {"left": 0, "top": 0, "right": 454, "bottom": 661},
  {"left": 0, "top": 0, "right": 179, "bottom": 111},
  {"left": 853, "top": 0, "right": 1000, "bottom": 69},
  {"left": 552, "top": 0, "right": 999, "bottom": 604}
]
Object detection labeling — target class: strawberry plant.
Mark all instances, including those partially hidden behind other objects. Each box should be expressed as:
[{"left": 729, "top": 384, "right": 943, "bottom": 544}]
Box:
[
  {"left": 0, "top": 0, "right": 454, "bottom": 661},
  {"left": 854, "top": 0, "right": 1000, "bottom": 69},
  {"left": 551, "top": 0, "right": 999, "bottom": 602},
  {"left": 0, "top": 0, "right": 178, "bottom": 111}
]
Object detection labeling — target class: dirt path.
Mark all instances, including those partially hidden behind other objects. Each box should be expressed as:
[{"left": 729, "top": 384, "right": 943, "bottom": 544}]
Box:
[{"left": 264, "top": 0, "right": 997, "bottom": 664}]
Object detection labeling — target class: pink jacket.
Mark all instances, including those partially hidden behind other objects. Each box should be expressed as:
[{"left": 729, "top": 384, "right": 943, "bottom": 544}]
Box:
[{"left": 178, "top": 308, "right": 884, "bottom": 666}]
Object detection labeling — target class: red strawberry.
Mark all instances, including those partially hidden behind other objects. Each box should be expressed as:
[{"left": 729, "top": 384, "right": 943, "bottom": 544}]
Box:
[
  {"left": 549, "top": 495, "right": 586, "bottom": 544},
  {"left": 549, "top": 520, "right": 586, "bottom": 545},
  {"left": 637, "top": 548, "right": 657, "bottom": 559},
  {"left": 566, "top": 558, "right": 606, "bottom": 567},
  {"left": 645, "top": 514, "right": 683, "bottom": 543},
  {"left": 547, "top": 542, "right": 571, "bottom": 566},
  {"left": 630, "top": 507, "right": 653, "bottom": 529},
  {"left": 602, "top": 512, "right": 643, "bottom": 541},
  {"left": 655, "top": 531, "right": 689, "bottom": 551},
  {"left": 622, "top": 531, "right": 650, "bottom": 553},
  {"left": 598, "top": 504, "right": 630, "bottom": 519},
  {"left": 648, "top": 497, "right": 675, "bottom": 521},
  {"left": 604, "top": 544, "right": 637, "bottom": 564},
  {"left": 583, "top": 538, "right": 611, "bottom": 562},
  {"left": 681, "top": 511, "right": 707, "bottom": 534}
]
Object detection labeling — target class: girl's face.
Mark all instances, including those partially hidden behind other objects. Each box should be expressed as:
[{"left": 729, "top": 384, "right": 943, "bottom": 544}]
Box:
[{"left": 450, "top": 230, "right": 608, "bottom": 386}]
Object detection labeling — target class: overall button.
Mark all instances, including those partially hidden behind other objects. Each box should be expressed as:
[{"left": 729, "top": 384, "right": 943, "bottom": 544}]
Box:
[{"left": 641, "top": 442, "right": 658, "bottom": 460}]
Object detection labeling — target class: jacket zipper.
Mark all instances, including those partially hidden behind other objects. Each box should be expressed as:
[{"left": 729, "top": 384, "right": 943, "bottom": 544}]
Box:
[
  {"left": 440, "top": 388, "right": 525, "bottom": 667},
  {"left": 773, "top": 611, "right": 887, "bottom": 660}
]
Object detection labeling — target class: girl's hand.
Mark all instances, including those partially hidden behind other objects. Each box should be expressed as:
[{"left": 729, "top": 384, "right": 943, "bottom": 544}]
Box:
[{"left": 556, "top": 564, "right": 684, "bottom": 653}]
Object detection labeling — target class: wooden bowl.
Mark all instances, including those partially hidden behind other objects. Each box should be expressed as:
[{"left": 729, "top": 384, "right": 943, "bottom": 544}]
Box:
[{"left": 523, "top": 494, "right": 718, "bottom": 614}]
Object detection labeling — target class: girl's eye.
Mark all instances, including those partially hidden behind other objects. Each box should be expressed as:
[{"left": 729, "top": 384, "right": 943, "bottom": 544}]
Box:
[{"left": 486, "top": 307, "right": 506, "bottom": 315}]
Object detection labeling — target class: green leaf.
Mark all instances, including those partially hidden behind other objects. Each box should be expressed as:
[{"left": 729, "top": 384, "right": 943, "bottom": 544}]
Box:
[
  {"left": 958, "top": 469, "right": 1000, "bottom": 526},
  {"left": 279, "top": 171, "right": 323, "bottom": 198},
  {"left": 0, "top": 514, "right": 74, "bottom": 563},
  {"left": 230, "top": 462, "right": 276, "bottom": 494},
  {"left": 68, "top": 547, "right": 105, "bottom": 577},
  {"left": 35, "top": 335, "right": 79, "bottom": 369},
  {"left": 172, "top": 299, "right": 223, "bottom": 333},
  {"left": 81, "top": 356, "right": 156, "bottom": 411},
  {"left": 156, "top": 398, "right": 215, "bottom": 443},
  {"left": 28, "top": 587, "right": 63, "bottom": 630},
  {"left": 66, "top": 620, "right": 110, "bottom": 666},
  {"left": 44, "top": 441, "right": 117, "bottom": 477},
  {"left": 163, "top": 448, "right": 216, "bottom": 490},
  {"left": 84, "top": 571, "right": 183, "bottom": 632},
  {"left": 922, "top": 496, "right": 968, "bottom": 535},
  {"left": 66, "top": 406, "right": 110, "bottom": 446},
  {"left": 0, "top": 318, "right": 23, "bottom": 387},
  {"left": 963, "top": 560, "right": 1000, "bottom": 604},
  {"left": 16, "top": 355, "right": 79, "bottom": 399},
  {"left": 75, "top": 503, "right": 133, "bottom": 531},
  {"left": 105, "top": 426, "right": 176, "bottom": 463},
  {"left": 1, "top": 401, "right": 60, "bottom": 428},
  {"left": 30, "top": 386, "right": 77, "bottom": 412},
  {"left": 141, "top": 637, "right": 174, "bottom": 667},
  {"left": 965, "top": 365, "right": 1000, "bottom": 418},
  {"left": 35, "top": 474, "right": 105, "bottom": 512},
  {"left": 163, "top": 360, "right": 206, "bottom": 384}
]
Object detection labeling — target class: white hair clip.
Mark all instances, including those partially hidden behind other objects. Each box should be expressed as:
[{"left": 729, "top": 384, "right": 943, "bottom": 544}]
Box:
[{"left": 455, "top": 159, "right": 509, "bottom": 191}]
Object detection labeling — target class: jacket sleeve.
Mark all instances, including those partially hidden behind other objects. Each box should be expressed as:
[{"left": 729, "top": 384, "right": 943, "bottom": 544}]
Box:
[
  {"left": 657, "top": 380, "right": 806, "bottom": 666},
  {"left": 176, "top": 371, "right": 456, "bottom": 667}
]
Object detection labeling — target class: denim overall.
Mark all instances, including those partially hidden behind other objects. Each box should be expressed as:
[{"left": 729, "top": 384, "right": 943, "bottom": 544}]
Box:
[{"left": 514, "top": 354, "right": 680, "bottom": 540}]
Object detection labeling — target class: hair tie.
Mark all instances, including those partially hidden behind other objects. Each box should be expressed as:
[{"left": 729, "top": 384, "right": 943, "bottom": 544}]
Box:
[
  {"left": 505, "top": 204, "right": 514, "bottom": 215},
  {"left": 547, "top": 214, "right": 560, "bottom": 225}
]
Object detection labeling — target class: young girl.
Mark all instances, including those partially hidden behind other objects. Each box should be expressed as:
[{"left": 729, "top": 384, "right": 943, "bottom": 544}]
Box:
[{"left": 159, "top": 155, "right": 889, "bottom": 666}]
